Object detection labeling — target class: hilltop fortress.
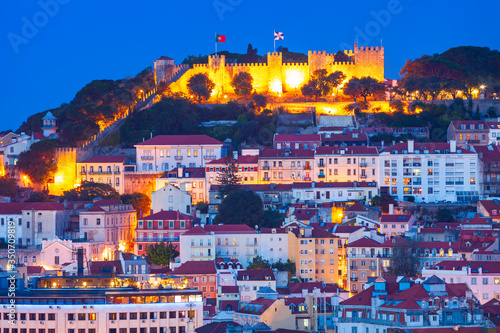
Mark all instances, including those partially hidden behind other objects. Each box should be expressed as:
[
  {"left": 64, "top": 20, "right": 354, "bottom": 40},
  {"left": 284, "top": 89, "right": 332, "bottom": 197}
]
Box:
[{"left": 156, "top": 43, "right": 384, "bottom": 97}]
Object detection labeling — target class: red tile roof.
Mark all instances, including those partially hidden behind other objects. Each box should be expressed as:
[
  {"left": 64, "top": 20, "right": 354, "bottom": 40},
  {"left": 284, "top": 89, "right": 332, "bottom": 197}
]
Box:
[
  {"left": 195, "top": 321, "right": 242, "bottom": 333},
  {"left": 344, "top": 202, "right": 369, "bottom": 212},
  {"left": 173, "top": 260, "right": 216, "bottom": 275},
  {"left": 87, "top": 205, "right": 105, "bottom": 212},
  {"left": 340, "top": 286, "right": 375, "bottom": 306},
  {"left": 220, "top": 286, "right": 239, "bottom": 294},
  {"left": 235, "top": 297, "right": 277, "bottom": 315},
  {"left": 0, "top": 202, "right": 32, "bottom": 214},
  {"left": 161, "top": 167, "right": 205, "bottom": 178},
  {"left": 89, "top": 260, "right": 123, "bottom": 275},
  {"left": 80, "top": 155, "right": 126, "bottom": 164},
  {"left": 27, "top": 266, "right": 44, "bottom": 274},
  {"left": 135, "top": 135, "right": 223, "bottom": 146},
  {"left": 93, "top": 199, "right": 122, "bottom": 206},
  {"left": 288, "top": 282, "right": 340, "bottom": 294},
  {"left": 474, "top": 145, "right": 500, "bottom": 162},
  {"left": 237, "top": 268, "right": 275, "bottom": 281},
  {"left": 203, "top": 224, "right": 256, "bottom": 234},
  {"left": 140, "top": 210, "right": 193, "bottom": 221},
  {"left": 380, "top": 214, "right": 414, "bottom": 223},
  {"left": 24, "top": 202, "right": 66, "bottom": 211},
  {"left": 346, "top": 237, "right": 382, "bottom": 248},
  {"left": 182, "top": 226, "right": 209, "bottom": 235}
]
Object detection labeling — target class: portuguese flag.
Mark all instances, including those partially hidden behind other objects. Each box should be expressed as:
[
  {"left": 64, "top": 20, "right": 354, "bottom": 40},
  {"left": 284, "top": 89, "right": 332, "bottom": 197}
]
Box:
[{"left": 216, "top": 34, "right": 226, "bottom": 42}]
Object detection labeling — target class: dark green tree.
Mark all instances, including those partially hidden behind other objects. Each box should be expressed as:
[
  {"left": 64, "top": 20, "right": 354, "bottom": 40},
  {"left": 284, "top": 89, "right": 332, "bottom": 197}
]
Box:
[
  {"left": 272, "top": 259, "right": 296, "bottom": 280},
  {"left": 301, "top": 69, "right": 345, "bottom": 101},
  {"left": 26, "top": 191, "right": 55, "bottom": 202},
  {"left": 249, "top": 94, "right": 267, "bottom": 112},
  {"left": 187, "top": 73, "right": 215, "bottom": 103},
  {"left": 388, "top": 240, "right": 419, "bottom": 276},
  {"left": 17, "top": 140, "right": 59, "bottom": 186},
  {"left": 437, "top": 208, "right": 454, "bottom": 222},
  {"left": 371, "top": 194, "right": 397, "bottom": 214},
  {"left": 62, "top": 181, "right": 120, "bottom": 201},
  {"left": 214, "top": 190, "right": 265, "bottom": 227},
  {"left": 121, "top": 193, "right": 151, "bottom": 217},
  {"left": 263, "top": 209, "right": 284, "bottom": 228},
  {"left": 217, "top": 154, "right": 242, "bottom": 198},
  {"left": 343, "top": 77, "right": 363, "bottom": 102},
  {"left": 0, "top": 177, "right": 17, "bottom": 197},
  {"left": 231, "top": 72, "right": 253, "bottom": 96},
  {"left": 359, "top": 76, "right": 386, "bottom": 102},
  {"left": 144, "top": 241, "right": 179, "bottom": 267},
  {"left": 334, "top": 51, "right": 351, "bottom": 63},
  {"left": 247, "top": 256, "right": 271, "bottom": 270}
]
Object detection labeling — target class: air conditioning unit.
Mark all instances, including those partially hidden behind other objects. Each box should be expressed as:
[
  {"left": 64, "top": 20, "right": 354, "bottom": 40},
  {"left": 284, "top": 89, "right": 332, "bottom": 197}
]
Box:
[
  {"left": 21, "top": 321, "right": 25, "bottom": 324},
  {"left": 111, "top": 320, "right": 115, "bottom": 324},
  {"left": 40, "top": 321, "right": 44, "bottom": 325},
  {"left": 152, "top": 320, "right": 156, "bottom": 323},
  {"left": 180, "top": 318, "right": 185, "bottom": 322},
  {"left": 70, "top": 321, "right": 74, "bottom": 324},
  {"left": 90, "top": 321, "right": 95, "bottom": 324}
]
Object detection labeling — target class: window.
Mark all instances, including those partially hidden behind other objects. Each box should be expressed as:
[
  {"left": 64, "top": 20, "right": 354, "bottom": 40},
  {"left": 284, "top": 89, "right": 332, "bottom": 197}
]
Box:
[
  {"left": 471, "top": 278, "right": 477, "bottom": 285},
  {"left": 483, "top": 278, "right": 489, "bottom": 285},
  {"left": 96, "top": 218, "right": 101, "bottom": 226}
]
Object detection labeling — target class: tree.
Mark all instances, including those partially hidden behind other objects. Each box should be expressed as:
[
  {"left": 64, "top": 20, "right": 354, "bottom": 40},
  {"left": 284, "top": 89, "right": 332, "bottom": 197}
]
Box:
[
  {"left": 0, "top": 177, "right": 17, "bottom": 197},
  {"left": 263, "top": 209, "right": 284, "bottom": 228},
  {"left": 214, "top": 190, "right": 265, "bottom": 227},
  {"left": 26, "top": 191, "right": 54, "bottom": 202},
  {"left": 231, "top": 72, "right": 253, "bottom": 96},
  {"left": 247, "top": 256, "right": 271, "bottom": 270},
  {"left": 62, "top": 181, "right": 120, "bottom": 201},
  {"left": 359, "top": 77, "right": 385, "bottom": 102},
  {"left": 144, "top": 241, "right": 179, "bottom": 267},
  {"left": 272, "top": 259, "right": 296, "bottom": 281},
  {"left": 343, "top": 77, "right": 363, "bottom": 102},
  {"left": 121, "top": 193, "right": 151, "bottom": 217},
  {"left": 17, "top": 139, "right": 59, "bottom": 186},
  {"left": 371, "top": 193, "right": 397, "bottom": 214},
  {"left": 437, "top": 208, "right": 454, "bottom": 222},
  {"left": 301, "top": 69, "right": 345, "bottom": 101},
  {"left": 217, "top": 154, "right": 242, "bottom": 198},
  {"left": 187, "top": 73, "right": 215, "bottom": 103},
  {"left": 249, "top": 94, "right": 267, "bottom": 112},
  {"left": 388, "top": 239, "right": 419, "bottom": 277}
]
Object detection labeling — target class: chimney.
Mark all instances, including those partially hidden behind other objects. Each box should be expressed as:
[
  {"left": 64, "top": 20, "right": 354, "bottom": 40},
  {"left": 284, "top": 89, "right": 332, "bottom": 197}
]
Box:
[
  {"left": 408, "top": 140, "right": 414, "bottom": 153},
  {"left": 381, "top": 140, "right": 384, "bottom": 150},
  {"left": 389, "top": 204, "right": 394, "bottom": 215},
  {"left": 77, "top": 248, "right": 84, "bottom": 275},
  {"left": 150, "top": 209, "right": 153, "bottom": 216},
  {"left": 233, "top": 150, "right": 238, "bottom": 160},
  {"left": 450, "top": 140, "right": 457, "bottom": 153},
  {"left": 177, "top": 166, "right": 184, "bottom": 178}
]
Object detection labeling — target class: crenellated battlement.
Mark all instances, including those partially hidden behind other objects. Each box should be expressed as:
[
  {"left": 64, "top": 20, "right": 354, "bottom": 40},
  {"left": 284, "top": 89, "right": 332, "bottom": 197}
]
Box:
[
  {"left": 228, "top": 63, "right": 267, "bottom": 67},
  {"left": 308, "top": 50, "right": 334, "bottom": 57},
  {"left": 193, "top": 64, "right": 208, "bottom": 68},
  {"left": 267, "top": 52, "right": 282, "bottom": 57},
  {"left": 331, "top": 61, "right": 355, "bottom": 66},
  {"left": 355, "top": 46, "right": 383, "bottom": 51},
  {"left": 282, "top": 63, "right": 308, "bottom": 67},
  {"left": 55, "top": 147, "right": 88, "bottom": 153}
]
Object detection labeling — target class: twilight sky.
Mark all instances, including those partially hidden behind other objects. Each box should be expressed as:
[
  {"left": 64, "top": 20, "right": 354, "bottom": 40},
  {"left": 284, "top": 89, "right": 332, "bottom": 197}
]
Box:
[{"left": 1, "top": 0, "right": 499, "bottom": 132}]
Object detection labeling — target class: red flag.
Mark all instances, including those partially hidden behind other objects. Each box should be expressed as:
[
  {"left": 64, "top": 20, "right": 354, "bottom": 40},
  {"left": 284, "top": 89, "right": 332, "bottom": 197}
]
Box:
[{"left": 216, "top": 34, "right": 226, "bottom": 42}]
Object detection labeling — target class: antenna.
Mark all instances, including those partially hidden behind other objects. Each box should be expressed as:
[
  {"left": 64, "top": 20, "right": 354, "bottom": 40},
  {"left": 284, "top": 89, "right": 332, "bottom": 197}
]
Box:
[{"left": 380, "top": 39, "right": 383, "bottom": 47}]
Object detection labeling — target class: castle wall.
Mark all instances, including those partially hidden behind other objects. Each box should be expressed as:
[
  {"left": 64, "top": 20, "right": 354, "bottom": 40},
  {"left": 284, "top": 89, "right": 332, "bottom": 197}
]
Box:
[
  {"left": 166, "top": 44, "right": 385, "bottom": 97},
  {"left": 48, "top": 147, "right": 78, "bottom": 196}
]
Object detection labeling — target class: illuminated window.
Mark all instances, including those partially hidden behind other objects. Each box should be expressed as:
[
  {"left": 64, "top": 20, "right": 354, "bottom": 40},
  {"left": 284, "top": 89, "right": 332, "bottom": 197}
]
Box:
[{"left": 448, "top": 249, "right": 453, "bottom": 257}]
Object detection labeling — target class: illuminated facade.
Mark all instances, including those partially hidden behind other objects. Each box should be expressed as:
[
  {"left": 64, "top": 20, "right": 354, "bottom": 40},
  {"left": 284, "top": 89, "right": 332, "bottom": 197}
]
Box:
[
  {"left": 167, "top": 43, "right": 384, "bottom": 97},
  {"left": 77, "top": 155, "right": 126, "bottom": 194}
]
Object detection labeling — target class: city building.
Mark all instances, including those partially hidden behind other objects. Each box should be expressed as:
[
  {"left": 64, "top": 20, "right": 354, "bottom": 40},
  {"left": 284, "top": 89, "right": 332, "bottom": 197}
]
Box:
[
  {"left": 288, "top": 226, "right": 340, "bottom": 284},
  {"left": 232, "top": 297, "right": 294, "bottom": 330},
  {"left": 134, "top": 135, "right": 226, "bottom": 172},
  {"left": 314, "top": 146, "right": 379, "bottom": 183},
  {"left": 291, "top": 181, "right": 377, "bottom": 203},
  {"left": 134, "top": 210, "right": 194, "bottom": 256},
  {"left": 273, "top": 134, "right": 322, "bottom": 150},
  {"left": 258, "top": 148, "right": 315, "bottom": 183},
  {"left": 77, "top": 155, "right": 127, "bottom": 194},
  {"left": 379, "top": 214, "right": 416, "bottom": 238},
  {"left": 155, "top": 167, "right": 207, "bottom": 204},
  {"left": 448, "top": 120, "right": 489, "bottom": 149},
  {"left": 236, "top": 268, "right": 276, "bottom": 303},
  {"left": 172, "top": 260, "right": 217, "bottom": 299},
  {"left": 151, "top": 183, "right": 192, "bottom": 215},
  {"left": 206, "top": 154, "right": 259, "bottom": 188},
  {"left": 379, "top": 140, "right": 479, "bottom": 203},
  {"left": 474, "top": 144, "right": 500, "bottom": 197}
]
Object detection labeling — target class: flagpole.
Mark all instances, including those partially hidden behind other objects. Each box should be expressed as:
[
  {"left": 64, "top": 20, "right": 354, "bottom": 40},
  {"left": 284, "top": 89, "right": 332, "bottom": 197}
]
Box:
[
  {"left": 215, "top": 32, "right": 217, "bottom": 56},
  {"left": 273, "top": 30, "right": 275, "bottom": 53}
]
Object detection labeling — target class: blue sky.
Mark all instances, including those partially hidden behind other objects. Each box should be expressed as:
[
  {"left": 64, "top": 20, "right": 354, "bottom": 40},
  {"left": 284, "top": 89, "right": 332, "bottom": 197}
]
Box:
[{"left": 1, "top": 0, "right": 499, "bottom": 131}]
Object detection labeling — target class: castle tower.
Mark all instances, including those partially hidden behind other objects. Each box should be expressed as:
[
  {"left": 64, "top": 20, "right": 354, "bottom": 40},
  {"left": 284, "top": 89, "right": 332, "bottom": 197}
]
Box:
[
  {"left": 42, "top": 111, "right": 58, "bottom": 138},
  {"left": 208, "top": 55, "right": 227, "bottom": 96},
  {"left": 353, "top": 43, "right": 385, "bottom": 81},
  {"left": 154, "top": 56, "right": 175, "bottom": 85},
  {"left": 267, "top": 52, "right": 283, "bottom": 93}
]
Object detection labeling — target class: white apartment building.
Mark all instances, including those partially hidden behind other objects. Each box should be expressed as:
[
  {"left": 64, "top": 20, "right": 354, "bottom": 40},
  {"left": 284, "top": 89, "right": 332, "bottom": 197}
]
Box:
[
  {"left": 258, "top": 148, "right": 315, "bottom": 183},
  {"left": 151, "top": 183, "right": 192, "bottom": 215},
  {"left": 292, "top": 181, "right": 378, "bottom": 203},
  {"left": 379, "top": 140, "right": 479, "bottom": 202},
  {"left": 179, "top": 225, "right": 289, "bottom": 267},
  {"left": 314, "top": 146, "right": 379, "bottom": 183},
  {"left": 134, "top": 135, "right": 226, "bottom": 172}
]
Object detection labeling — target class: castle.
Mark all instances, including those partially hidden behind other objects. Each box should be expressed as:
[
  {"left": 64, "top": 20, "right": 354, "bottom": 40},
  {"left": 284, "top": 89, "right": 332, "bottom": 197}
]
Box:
[{"left": 159, "top": 43, "right": 384, "bottom": 96}]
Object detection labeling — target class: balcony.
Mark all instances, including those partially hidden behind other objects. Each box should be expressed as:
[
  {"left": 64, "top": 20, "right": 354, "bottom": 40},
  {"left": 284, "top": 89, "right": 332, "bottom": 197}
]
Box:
[
  {"left": 204, "top": 155, "right": 217, "bottom": 159},
  {"left": 360, "top": 162, "right": 368, "bottom": 167},
  {"left": 141, "top": 156, "right": 154, "bottom": 160},
  {"left": 350, "top": 277, "right": 358, "bottom": 281},
  {"left": 174, "top": 156, "right": 183, "bottom": 160},
  {"left": 318, "top": 174, "right": 325, "bottom": 178},
  {"left": 263, "top": 165, "right": 270, "bottom": 170},
  {"left": 304, "top": 177, "right": 311, "bottom": 181},
  {"left": 80, "top": 171, "right": 87, "bottom": 175},
  {"left": 468, "top": 140, "right": 481, "bottom": 144},
  {"left": 361, "top": 175, "right": 367, "bottom": 179},
  {"left": 413, "top": 163, "right": 422, "bottom": 167},
  {"left": 263, "top": 177, "right": 270, "bottom": 181},
  {"left": 318, "top": 162, "right": 325, "bottom": 167},
  {"left": 350, "top": 266, "right": 358, "bottom": 270},
  {"left": 303, "top": 165, "right": 312, "bottom": 170},
  {"left": 369, "top": 265, "right": 377, "bottom": 270}
]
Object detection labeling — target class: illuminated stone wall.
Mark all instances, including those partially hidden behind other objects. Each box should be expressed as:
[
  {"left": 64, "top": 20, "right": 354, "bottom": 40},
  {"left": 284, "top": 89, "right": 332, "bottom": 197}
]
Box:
[
  {"left": 167, "top": 44, "right": 384, "bottom": 96},
  {"left": 123, "top": 173, "right": 162, "bottom": 196}
]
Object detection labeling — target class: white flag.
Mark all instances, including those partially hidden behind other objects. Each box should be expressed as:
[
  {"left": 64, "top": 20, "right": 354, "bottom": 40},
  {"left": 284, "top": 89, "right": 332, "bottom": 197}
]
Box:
[{"left": 274, "top": 31, "right": 284, "bottom": 40}]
